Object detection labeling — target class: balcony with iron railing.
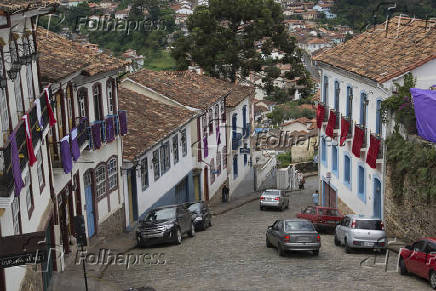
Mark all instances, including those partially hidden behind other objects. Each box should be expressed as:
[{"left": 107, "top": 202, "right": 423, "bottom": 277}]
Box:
[{"left": 232, "top": 132, "right": 242, "bottom": 151}]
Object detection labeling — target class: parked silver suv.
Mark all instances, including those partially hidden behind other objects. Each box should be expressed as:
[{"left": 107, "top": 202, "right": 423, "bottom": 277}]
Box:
[{"left": 334, "top": 214, "right": 387, "bottom": 253}]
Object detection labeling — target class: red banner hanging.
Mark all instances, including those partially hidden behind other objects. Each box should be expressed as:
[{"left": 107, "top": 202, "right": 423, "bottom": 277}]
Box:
[
  {"left": 316, "top": 104, "right": 325, "bottom": 129},
  {"left": 352, "top": 125, "right": 364, "bottom": 158},
  {"left": 366, "top": 134, "right": 381, "bottom": 169},
  {"left": 22, "top": 114, "right": 37, "bottom": 167},
  {"left": 340, "top": 117, "right": 350, "bottom": 146},
  {"left": 44, "top": 88, "right": 57, "bottom": 127},
  {"left": 325, "top": 110, "right": 336, "bottom": 138}
]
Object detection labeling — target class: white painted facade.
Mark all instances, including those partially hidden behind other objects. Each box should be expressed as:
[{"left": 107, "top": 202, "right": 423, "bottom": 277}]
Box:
[{"left": 317, "top": 58, "right": 436, "bottom": 218}]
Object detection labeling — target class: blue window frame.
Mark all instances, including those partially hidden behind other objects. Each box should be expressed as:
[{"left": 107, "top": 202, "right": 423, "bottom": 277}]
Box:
[
  {"left": 242, "top": 105, "right": 247, "bottom": 135},
  {"left": 376, "top": 99, "right": 382, "bottom": 135},
  {"left": 360, "top": 92, "right": 367, "bottom": 127},
  {"left": 323, "top": 76, "right": 329, "bottom": 104},
  {"left": 346, "top": 86, "right": 353, "bottom": 119},
  {"left": 321, "top": 137, "right": 327, "bottom": 167},
  {"left": 233, "top": 155, "right": 238, "bottom": 179},
  {"left": 332, "top": 145, "right": 338, "bottom": 176},
  {"left": 334, "top": 81, "right": 340, "bottom": 112},
  {"left": 344, "top": 153, "right": 351, "bottom": 188},
  {"left": 232, "top": 113, "right": 237, "bottom": 138},
  {"left": 244, "top": 154, "right": 247, "bottom": 166},
  {"left": 358, "top": 165, "right": 365, "bottom": 202}
]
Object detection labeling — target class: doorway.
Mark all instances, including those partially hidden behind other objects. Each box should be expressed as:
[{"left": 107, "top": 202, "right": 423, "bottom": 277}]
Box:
[
  {"left": 373, "top": 178, "right": 382, "bottom": 218},
  {"left": 84, "top": 171, "right": 96, "bottom": 238},
  {"left": 323, "top": 181, "right": 337, "bottom": 208},
  {"left": 193, "top": 174, "right": 201, "bottom": 201},
  {"left": 204, "top": 167, "right": 209, "bottom": 201}
]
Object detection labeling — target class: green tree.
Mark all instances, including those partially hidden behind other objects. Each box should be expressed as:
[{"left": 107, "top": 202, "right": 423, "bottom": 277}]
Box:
[{"left": 172, "top": 0, "right": 313, "bottom": 100}]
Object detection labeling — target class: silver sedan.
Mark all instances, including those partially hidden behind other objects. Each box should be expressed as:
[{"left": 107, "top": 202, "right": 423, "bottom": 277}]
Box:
[
  {"left": 260, "top": 189, "right": 289, "bottom": 211},
  {"left": 266, "top": 219, "right": 321, "bottom": 256}
]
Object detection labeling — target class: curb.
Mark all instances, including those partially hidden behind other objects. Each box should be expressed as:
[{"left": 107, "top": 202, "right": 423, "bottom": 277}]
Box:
[{"left": 211, "top": 196, "right": 259, "bottom": 216}]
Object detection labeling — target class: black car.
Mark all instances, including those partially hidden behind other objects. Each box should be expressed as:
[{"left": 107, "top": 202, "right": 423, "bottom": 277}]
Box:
[
  {"left": 136, "top": 205, "right": 195, "bottom": 247},
  {"left": 185, "top": 201, "right": 212, "bottom": 231}
]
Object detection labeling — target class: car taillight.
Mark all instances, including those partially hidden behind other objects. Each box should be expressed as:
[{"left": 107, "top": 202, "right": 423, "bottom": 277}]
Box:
[
  {"left": 284, "top": 235, "right": 290, "bottom": 242},
  {"left": 274, "top": 197, "right": 280, "bottom": 201},
  {"left": 380, "top": 222, "right": 385, "bottom": 230},
  {"left": 351, "top": 220, "right": 356, "bottom": 229},
  {"left": 260, "top": 196, "right": 265, "bottom": 200},
  {"left": 379, "top": 242, "right": 385, "bottom": 247},
  {"left": 316, "top": 234, "right": 320, "bottom": 241}
]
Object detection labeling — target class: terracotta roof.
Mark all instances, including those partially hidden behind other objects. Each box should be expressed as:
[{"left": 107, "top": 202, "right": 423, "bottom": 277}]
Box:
[
  {"left": 128, "top": 69, "right": 233, "bottom": 110},
  {"left": 254, "top": 105, "right": 267, "bottom": 114},
  {"left": 37, "top": 28, "right": 129, "bottom": 83},
  {"left": 226, "top": 85, "right": 254, "bottom": 107},
  {"left": 282, "top": 117, "right": 315, "bottom": 127},
  {"left": 313, "top": 17, "right": 436, "bottom": 83},
  {"left": 118, "top": 88, "right": 195, "bottom": 161},
  {"left": 0, "top": 0, "right": 58, "bottom": 13}
]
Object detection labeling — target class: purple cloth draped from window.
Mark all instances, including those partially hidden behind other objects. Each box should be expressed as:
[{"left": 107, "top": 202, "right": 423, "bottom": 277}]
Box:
[
  {"left": 92, "top": 123, "right": 102, "bottom": 150},
  {"left": 106, "top": 116, "right": 115, "bottom": 142},
  {"left": 203, "top": 136, "right": 208, "bottom": 158},
  {"left": 60, "top": 136, "right": 72, "bottom": 174},
  {"left": 10, "top": 131, "right": 24, "bottom": 197},
  {"left": 71, "top": 128, "right": 80, "bottom": 161},
  {"left": 119, "top": 111, "right": 127, "bottom": 135},
  {"left": 411, "top": 88, "right": 436, "bottom": 143}
]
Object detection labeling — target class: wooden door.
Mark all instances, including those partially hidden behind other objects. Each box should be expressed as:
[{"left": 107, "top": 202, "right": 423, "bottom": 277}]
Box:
[{"left": 193, "top": 175, "right": 200, "bottom": 201}]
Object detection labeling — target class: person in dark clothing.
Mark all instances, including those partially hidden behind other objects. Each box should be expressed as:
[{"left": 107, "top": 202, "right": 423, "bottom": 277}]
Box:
[{"left": 222, "top": 184, "right": 229, "bottom": 202}]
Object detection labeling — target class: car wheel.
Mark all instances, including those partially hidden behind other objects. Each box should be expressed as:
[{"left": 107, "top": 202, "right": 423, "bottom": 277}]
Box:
[
  {"left": 334, "top": 235, "right": 340, "bottom": 246},
  {"left": 260, "top": 206, "right": 264, "bottom": 211},
  {"left": 137, "top": 236, "right": 145, "bottom": 248},
  {"left": 380, "top": 248, "right": 387, "bottom": 255},
  {"left": 278, "top": 243, "right": 286, "bottom": 257},
  {"left": 430, "top": 270, "right": 436, "bottom": 289},
  {"left": 313, "top": 250, "right": 319, "bottom": 256},
  {"left": 208, "top": 219, "right": 212, "bottom": 227},
  {"left": 286, "top": 202, "right": 289, "bottom": 209},
  {"left": 399, "top": 257, "right": 408, "bottom": 275},
  {"left": 188, "top": 223, "right": 195, "bottom": 237},
  {"left": 175, "top": 228, "right": 182, "bottom": 245},
  {"left": 266, "top": 237, "right": 273, "bottom": 248},
  {"left": 344, "top": 239, "right": 352, "bottom": 254}
]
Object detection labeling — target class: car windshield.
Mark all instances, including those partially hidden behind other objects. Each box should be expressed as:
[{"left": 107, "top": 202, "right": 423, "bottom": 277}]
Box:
[
  {"left": 355, "top": 220, "right": 383, "bottom": 230},
  {"left": 263, "top": 190, "right": 280, "bottom": 196},
  {"left": 284, "top": 221, "right": 315, "bottom": 232},
  {"left": 318, "top": 208, "right": 339, "bottom": 216},
  {"left": 188, "top": 203, "right": 201, "bottom": 213},
  {"left": 145, "top": 208, "right": 176, "bottom": 222}
]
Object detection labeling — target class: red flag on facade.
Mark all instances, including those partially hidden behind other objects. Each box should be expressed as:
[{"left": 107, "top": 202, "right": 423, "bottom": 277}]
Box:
[
  {"left": 44, "top": 87, "right": 57, "bottom": 127},
  {"left": 316, "top": 104, "right": 325, "bottom": 129},
  {"left": 366, "top": 134, "right": 381, "bottom": 169},
  {"left": 340, "top": 117, "right": 350, "bottom": 146},
  {"left": 325, "top": 110, "right": 336, "bottom": 138},
  {"left": 22, "top": 114, "right": 37, "bottom": 167},
  {"left": 352, "top": 125, "right": 364, "bottom": 158}
]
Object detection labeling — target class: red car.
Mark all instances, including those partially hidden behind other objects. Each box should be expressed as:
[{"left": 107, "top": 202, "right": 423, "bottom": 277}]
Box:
[
  {"left": 296, "top": 206, "right": 343, "bottom": 232},
  {"left": 399, "top": 237, "right": 436, "bottom": 289}
]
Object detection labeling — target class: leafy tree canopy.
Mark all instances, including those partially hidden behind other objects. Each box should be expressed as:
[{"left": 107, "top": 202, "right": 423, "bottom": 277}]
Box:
[{"left": 171, "top": 0, "right": 314, "bottom": 100}]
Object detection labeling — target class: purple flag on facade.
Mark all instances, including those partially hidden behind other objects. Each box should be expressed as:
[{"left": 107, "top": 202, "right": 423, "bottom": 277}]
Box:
[
  {"left": 70, "top": 128, "right": 80, "bottom": 161},
  {"left": 10, "top": 131, "right": 24, "bottom": 197},
  {"left": 411, "top": 88, "right": 436, "bottom": 143},
  {"left": 119, "top": 111, "right": 128, "bottom": 136},
  {"left": 203, "top": 136, "right": 208, "bottom": 158},
  {"left": 60, "top": 136, "right": 72, "bottom": 174},
  {"left": 106, "top": 116, "right": 115, "bottom": 143},
  {"left": 92, "top": 123, "right": 102, "bottom": 150}
]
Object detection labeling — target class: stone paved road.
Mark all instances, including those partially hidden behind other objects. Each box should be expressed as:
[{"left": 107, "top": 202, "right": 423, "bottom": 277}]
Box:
[{"left": 101, "top": 177, "right": 430, "bottom": 291}]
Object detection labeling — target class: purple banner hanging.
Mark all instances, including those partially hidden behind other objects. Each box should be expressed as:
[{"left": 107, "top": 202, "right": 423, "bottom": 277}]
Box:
[
  {"left": 203, "top": 136, "right": 208, "bottom": 158},
  {"left": 410, "top": 88, "right": 436, "bottom": 143},
  {"left": 119, "top": 111, "right": 128, "bottom": 136},
  {"left": 10, "top": 131, "right": 24, "bottom": 197},
  {"left": 106, "top": 116, "right": 115, "bottom": 143},
  {"left": 92, "top": 123, "right": 102, "bottom": 150},
  {"left": 60, "top": 136, "right": 72, "bottom": 174},
  {"left": 70, "top": 128, "right": 80, "bottom": 161}
]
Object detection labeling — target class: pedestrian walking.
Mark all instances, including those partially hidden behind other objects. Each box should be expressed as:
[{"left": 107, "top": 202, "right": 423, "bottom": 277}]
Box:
[
  {"left": 298, "top": 172, "right": 305, "bottom": 190},
  {"left": 312, "top": 190, "right": 319, "bottom": 206},
  {"left": 222, "top": 184, "right": 229, "bottom": 202}
]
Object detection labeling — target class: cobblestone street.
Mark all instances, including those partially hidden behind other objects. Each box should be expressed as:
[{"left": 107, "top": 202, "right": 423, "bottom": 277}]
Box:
[{"left": 96, "top": 176, "right": 429, "bottom": 291}]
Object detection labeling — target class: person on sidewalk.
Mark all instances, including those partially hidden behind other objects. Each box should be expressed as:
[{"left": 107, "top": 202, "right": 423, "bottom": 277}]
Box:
[
  {"left": 298, "top": 172, "right": 305, "bottom": 190},
  {"left": 222, "top": 184, "right": 229, "bottom": 202},
  {"left": 312, "top": 190, "right": 319, "bottom": 206}
]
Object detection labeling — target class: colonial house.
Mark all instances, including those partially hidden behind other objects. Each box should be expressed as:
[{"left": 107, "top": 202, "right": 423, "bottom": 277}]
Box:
[
  {"left": 0, "top": 1, "right": 58, "bottom": 291},
  {"left": 121, "top": 70, "right": 232, "bottom": 203},
  {"left": 281, "top": 117, "right": 316, "bottom": 134},
  {"left": 225, "top": 85, "right": 255, "bottom": 197},
  {"left": 313, "top": 16, "right": 436, "bottom": 218},
  {"left": 119, "top": 88, "right": 196, "bottom": 227},
  {"left": 37, "top": 28, "right": 129, "bottom": 251}
]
